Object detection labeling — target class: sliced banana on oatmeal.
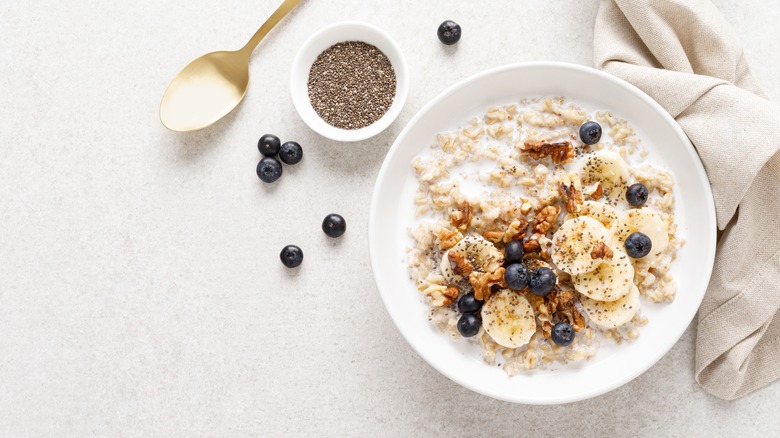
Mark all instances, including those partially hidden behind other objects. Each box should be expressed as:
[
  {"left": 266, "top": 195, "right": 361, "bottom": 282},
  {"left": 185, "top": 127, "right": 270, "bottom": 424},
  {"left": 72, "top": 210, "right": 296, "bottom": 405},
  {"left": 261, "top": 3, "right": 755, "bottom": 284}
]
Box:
[
  {"left": 579, "top": 150, "right": 630, "bottom": 200},
  {"left": 440, "top": 235, "right": 503, "bottom": 283},
  {"left": 565, "top": 200, "right": 619, "bottom": 228},
  {"left": 550, "top": 216, "right": 612, "bottom": 275},
  {"left": 481, "top": 289, "right": 537, "bottom": 348},
  {"left": 572, "top": 247, "right": 635, "bottom": 302},
  {"left": 611, "top": 209, "right": 669, "bottom": 260},
  {"left": 580, "top": 283, "right": 640, "bottom": 328}
]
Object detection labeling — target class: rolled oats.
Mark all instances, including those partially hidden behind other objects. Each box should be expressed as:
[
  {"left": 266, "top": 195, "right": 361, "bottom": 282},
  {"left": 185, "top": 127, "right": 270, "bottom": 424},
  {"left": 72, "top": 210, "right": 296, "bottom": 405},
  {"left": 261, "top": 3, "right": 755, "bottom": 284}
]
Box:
[{"left": 406, "top": 97, "right": 681, "bottom": 375}]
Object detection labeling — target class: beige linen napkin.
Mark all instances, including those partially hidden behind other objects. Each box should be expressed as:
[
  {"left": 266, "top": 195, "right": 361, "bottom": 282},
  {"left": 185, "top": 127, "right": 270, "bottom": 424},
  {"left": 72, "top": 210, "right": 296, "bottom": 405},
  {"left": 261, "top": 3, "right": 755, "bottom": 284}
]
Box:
[{"left": 593, "top": 0, "right": 780, "bottom": 400}]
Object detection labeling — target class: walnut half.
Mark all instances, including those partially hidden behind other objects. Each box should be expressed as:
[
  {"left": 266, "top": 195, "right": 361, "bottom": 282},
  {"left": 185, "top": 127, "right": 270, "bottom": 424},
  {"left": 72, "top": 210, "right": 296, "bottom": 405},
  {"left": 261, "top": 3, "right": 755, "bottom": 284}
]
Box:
[
  {"left": 559, "top": 182, "right": 584, "bottom": 214},
  {"left": 450, "top": 201, "right": 473, "bottom": 231},
  {"left": 447, "top": 251, "right": 473, "bottom": 276},
  {"left": 521, "top": 141, "right": 575, "bottom": 164},
  {"left": 545, "top": 288, "right": 586, "bottom": 333},
  {"left": 533, "top": 205, "right": 561, "bottom": 235},
  {"left": 482, "top": 219, "right": 528, "bottom": 244},
  {"left": 590, "top": 241, "right": 614, "bottom": 260},
  {"left": 469, "top": 268, "right": 507, "bottom": 301},
  {"left": 523, "top": 239, "right": 541, "bottom": 254},
  {"left": 438, "top": 227, "right": 463, "bottom": 250},
  {"left": 443, "top": 285, "right": 460, "bottom": 303}
]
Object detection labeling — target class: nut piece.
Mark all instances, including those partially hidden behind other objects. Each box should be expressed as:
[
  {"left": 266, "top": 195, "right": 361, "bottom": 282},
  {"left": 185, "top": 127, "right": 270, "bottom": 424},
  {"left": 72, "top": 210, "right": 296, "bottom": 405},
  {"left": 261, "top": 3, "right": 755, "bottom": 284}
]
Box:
[
  {"left": 450, "top": 201, "right": 473, "bottom": 231},
  {"left": 503, "top": 219, "right": 528, "bottom": 243},
  {"left": 447, "top": 251, "right": 474, "bottom": 276},
  {"left": 483, "top": 219, "right": 529, "bottom": 244},
  {"left": 523, "top": 239, "right": 541, "bottom": 253},
  {"left": 418, "top": 279, "right": 453, "bottom": 307},
  {"left": 542, "top": 320, "right": 554, "bottom": 339},
  {"left": 520, "top": 141, "right": 575, "bottom": 164},
  {"left": 591, "top": 183, "right": 603, "bottom": 200},
  {"left": 443, "top": 285, "right": 460, "bottom": 301},
  {"left": 438, "top": 227, "right": 463, "bottom": 250},
  {"left": 533, "top": 205, "right": 561, "bottom": 234},
  {"left": 590, "top": 241, "right": 614, "bottom": 260},
  {"left": 545, "top": 288, "right": 586, "bottom": 332},
  {"left": 559, "top": 182, "right": 584, "bottom": 214},
  {"left": 469, "top": 268, "right": 507, "bottom": 301},
  {"left": 482, "top": 231, "right": 504, "bottom": 243}
]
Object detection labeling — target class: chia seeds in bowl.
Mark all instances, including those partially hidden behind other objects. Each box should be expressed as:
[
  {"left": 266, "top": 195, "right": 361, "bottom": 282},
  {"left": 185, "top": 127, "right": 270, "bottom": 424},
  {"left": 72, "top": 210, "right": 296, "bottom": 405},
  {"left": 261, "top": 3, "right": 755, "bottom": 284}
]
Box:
[
  {"left": 290, "top": 21, "right": 409, "bottom": 142},
  {"left": 307, "top": 41, "right": 397, "bottom": 130}
]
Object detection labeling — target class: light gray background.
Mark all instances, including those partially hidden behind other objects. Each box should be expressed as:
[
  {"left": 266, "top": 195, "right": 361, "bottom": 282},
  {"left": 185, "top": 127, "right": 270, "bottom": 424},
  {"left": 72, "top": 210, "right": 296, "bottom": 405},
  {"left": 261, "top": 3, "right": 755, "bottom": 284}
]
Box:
[{"left": 1, "top": 0, "right": 778, "bottom": 436}]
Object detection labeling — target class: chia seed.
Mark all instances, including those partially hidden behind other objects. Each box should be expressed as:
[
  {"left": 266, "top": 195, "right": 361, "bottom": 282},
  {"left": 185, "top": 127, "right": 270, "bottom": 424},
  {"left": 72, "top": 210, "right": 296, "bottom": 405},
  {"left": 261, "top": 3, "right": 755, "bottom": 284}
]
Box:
[{"left": 307, "top": 41, "right": 396, "bottom": 130}]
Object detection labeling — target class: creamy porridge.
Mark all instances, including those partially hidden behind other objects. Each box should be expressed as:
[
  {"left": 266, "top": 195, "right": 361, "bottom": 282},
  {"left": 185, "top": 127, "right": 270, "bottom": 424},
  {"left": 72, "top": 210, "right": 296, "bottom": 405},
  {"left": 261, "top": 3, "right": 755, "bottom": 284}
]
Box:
[{"left": 406, "top": 97, "right": 682, "bottom": 375}]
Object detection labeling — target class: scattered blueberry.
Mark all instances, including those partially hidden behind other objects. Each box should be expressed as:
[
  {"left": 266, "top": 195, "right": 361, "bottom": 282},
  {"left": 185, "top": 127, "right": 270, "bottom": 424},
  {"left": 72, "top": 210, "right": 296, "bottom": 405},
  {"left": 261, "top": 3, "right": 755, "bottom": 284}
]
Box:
[
  {"left": 457, "top": 292, "right": 483, "bottom": 313},
  {"left": 528, "top": 267, "right": 556, "bottom": 296},
  {"left": 625, "top": 232, "right": 652, "bottom": 258},
  {"left": 280, "top": 244, "right": 303, "bottom": 268},
  {"left": 579, "top": 121, "right": 602, "bottom": 145},
  {"left": 257, "top": 157, "right": 282, "bottom": 183},
  {"left": 457, "top": 312, "right": 481, "bottom": 337},
  {"left": 551, "top": 321, "right": 575, "bottom": 347},
  {"left": 505, "top": 240, "right": 524, "bottom": 265},
  {"left": 256, "top": 157, "right": 283, "bottom": 183},
  {"left": 437, "top": 20, "right": 462, "bottom": 45},
  {"left": 505, "top": 263, "right": 530, "bottom": 291},
  {"left": 322, "top": 213, "right": 346, "bottom": 238},
  {"left": 279, "top": 141, "right": 303, "bottom": 165},
  {"left": 258, "top": 134, "right": 281, "bottom": 156},
  {"left": 626, "top": 183, "right": 649, "bottom": 207}
]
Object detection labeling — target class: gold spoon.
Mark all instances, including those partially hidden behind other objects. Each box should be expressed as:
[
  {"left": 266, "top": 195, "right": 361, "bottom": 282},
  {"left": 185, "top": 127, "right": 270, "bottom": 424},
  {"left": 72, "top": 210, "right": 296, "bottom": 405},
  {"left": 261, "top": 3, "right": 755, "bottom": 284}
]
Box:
[{"left": 160, "top": 0, "right": 301, "bottom": 132}]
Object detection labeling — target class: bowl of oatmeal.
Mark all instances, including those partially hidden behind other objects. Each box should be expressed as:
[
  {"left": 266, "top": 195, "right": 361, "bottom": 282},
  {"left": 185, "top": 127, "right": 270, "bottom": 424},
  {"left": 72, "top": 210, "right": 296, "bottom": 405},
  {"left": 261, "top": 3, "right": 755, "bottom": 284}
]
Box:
[{"left": 368, "top": 62, "right": 716, "bottom": 404}]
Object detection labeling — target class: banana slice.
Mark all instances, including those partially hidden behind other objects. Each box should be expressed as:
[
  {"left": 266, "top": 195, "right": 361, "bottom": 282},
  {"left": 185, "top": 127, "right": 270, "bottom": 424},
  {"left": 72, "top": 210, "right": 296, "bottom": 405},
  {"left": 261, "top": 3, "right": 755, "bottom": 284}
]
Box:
[
  {"left": 566, "top": 200, "right": 619, "bottom": 228},
  {"left": 440, "top": 235, "right": 503, "bottom": 283},
  {"left": 550, "top": 216, "right": 612, "bottom": 275},
  {"left": 611, "top": 209, "right": 669, "bottom": 260},
  {"left": 481, "top": 289, "right": 537, "bottom": 348},
  {"left": 580, "top": 283, "right": 640, "bottom": 328},
  {"left": 579, "top": 150, "right": 630, "bottom": 200},
  {"left": 572, "top": 247, "right": 635, "bottom": 301}
]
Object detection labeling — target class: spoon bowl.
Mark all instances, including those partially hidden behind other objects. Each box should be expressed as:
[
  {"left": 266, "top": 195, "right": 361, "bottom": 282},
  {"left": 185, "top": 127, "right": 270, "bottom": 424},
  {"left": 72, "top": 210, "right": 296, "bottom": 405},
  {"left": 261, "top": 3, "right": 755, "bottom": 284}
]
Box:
[
  {"left": 160, "top": 0, "right": 300, "bottom": 132},
  {"left": 160, "top": 51, "right": 249, "bottom": 132}
]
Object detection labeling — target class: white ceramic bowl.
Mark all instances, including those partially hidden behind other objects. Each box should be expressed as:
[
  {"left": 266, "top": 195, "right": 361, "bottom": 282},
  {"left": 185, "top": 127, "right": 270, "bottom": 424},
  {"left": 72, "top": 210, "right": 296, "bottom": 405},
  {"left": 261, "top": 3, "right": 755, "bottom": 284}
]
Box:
[
  {"left": 368, "top": 62, "right": 716, "bottom": 404},
  {"left": 290, "top": 21, "right": 409, "bottom": 142}
]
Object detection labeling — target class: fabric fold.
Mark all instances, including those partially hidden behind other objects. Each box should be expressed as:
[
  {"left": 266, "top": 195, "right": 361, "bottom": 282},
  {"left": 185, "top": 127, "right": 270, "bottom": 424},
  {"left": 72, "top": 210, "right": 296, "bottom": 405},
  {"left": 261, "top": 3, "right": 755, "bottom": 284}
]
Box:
[{"left": 594, "top": 0, "right": 780, "bottom": 400}]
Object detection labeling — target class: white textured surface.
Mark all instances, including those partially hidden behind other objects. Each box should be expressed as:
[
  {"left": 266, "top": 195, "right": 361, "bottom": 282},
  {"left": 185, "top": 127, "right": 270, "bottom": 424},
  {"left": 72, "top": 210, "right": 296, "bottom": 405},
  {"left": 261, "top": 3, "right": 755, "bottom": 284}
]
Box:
[{"left": 0, "top": 0, "right": 778, "bottom": 436}]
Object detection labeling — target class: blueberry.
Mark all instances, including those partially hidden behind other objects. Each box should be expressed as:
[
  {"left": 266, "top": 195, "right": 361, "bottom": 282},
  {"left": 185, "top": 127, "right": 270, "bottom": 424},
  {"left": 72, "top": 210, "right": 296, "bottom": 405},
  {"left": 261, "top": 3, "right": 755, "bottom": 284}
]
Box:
[
  {"left": 504, "top": 263, "right": 530, "bottom": 290},
  {"left": 626, "top": 183, "right": 649, "bottom": 207},
  {"left": 322, "top": 213, "right": 346, "bottom": 238},
  {"left": 257, "top": 157, "right": 282, "bottom": 183},
  {"left": 258, "top": 134, "right": 281, "bottom": 156},
  {"left": 625, "top": 232, "right": 652, "bottom": 258},
  {"left": 279, "top": 141, "right": 303, "bottom": 165},
  {"left": 457, "top": 313, "right": 481, "bottom": 337},
  {"left": 551, "top": 321, "right": 575, "bottom": 346},
  {"left": 579, "top": 121, "right": 602, "bottom": 145},
  {"left": 280, "top": 245, "right": 303, "bottom": 268},
  {"left": 505, "top": 240, "right": 524, "bottom": 265},
  {"left": 457, "top": 292, "right": 482, "bottom": 313},
  {"left": 437, "top": 20, "right": 461, "bottom": 45},
  {"left": 528, "top": 267, "right": 556, "bottom": 296}
]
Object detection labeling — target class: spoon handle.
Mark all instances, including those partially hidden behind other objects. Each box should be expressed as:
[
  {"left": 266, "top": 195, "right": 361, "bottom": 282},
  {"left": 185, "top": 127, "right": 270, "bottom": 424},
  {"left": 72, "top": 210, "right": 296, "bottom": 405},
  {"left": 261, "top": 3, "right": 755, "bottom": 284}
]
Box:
[{"left": 239, "top": 0, "right": 302, "bottom": 57}]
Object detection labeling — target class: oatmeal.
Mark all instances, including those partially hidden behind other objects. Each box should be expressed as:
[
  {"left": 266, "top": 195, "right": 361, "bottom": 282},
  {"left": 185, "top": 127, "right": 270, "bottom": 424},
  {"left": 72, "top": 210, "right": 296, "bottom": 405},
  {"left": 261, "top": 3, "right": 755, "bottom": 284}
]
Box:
[{"left": 407, "top": 97, "right": 682, "bottom": 375}]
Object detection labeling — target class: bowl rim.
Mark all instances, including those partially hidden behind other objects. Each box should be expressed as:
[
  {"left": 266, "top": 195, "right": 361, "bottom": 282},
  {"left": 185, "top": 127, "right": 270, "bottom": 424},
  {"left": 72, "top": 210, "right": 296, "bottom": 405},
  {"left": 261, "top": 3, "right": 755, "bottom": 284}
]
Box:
[
  {"left": 367, "top": 61, "right": 717, "bottom": 404},
  {"left": 289, "top": 21, "right": 409, "bottom": 142}
]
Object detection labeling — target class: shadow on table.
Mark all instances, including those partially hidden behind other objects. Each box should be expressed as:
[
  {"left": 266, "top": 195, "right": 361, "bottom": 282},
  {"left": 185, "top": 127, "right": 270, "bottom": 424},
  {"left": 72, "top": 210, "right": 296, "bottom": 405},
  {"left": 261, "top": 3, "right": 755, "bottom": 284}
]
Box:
[{"left": 162, "top": 103, "right": 245, "bottom": 163}]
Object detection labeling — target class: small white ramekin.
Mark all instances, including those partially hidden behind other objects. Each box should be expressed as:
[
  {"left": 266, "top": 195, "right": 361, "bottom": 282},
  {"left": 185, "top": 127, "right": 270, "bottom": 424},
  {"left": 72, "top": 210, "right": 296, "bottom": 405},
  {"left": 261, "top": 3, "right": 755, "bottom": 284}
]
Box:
[{"left": 290, "top": 21, "right": 409, "bottom": 142}]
